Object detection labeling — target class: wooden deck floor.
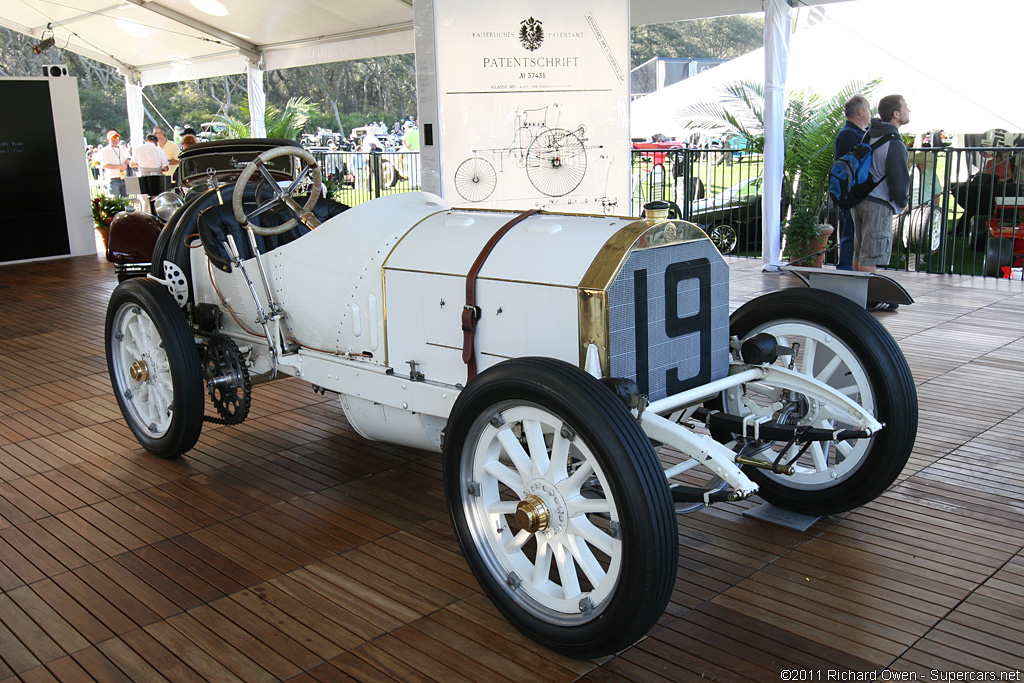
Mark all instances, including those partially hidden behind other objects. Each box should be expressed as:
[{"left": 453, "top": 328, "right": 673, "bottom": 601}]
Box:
[{"left": 1, "top": 252, "right": 1022, "bottom": 682}]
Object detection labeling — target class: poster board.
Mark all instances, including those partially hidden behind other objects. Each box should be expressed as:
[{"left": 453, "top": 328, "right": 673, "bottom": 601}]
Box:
[
  {"left": 415, "top": 0, "right": 630, "bottom": 215},
  {"left": 0, "top": 74, "right": 92, "bottom": 264}
]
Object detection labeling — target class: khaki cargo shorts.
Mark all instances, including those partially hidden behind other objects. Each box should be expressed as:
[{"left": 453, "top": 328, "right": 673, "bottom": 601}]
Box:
[{"left": 851, "top": 201, "right": 895, "bottom": 266}]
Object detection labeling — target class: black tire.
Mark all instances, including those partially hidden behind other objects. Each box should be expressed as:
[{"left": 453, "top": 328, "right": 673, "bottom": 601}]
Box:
[
  {"left": 968, "top": 215, "right": 990, "bottom": 252},
  {"left": 444, "top": 357, "right": 676, "bottom": 659},
  {"left": 984, "top": 237, "right": 1015, "bottom": 277},
  {"left": 105, "top": 278, "right": 204, "bottom": 458},
  {"left": 712, "top": 289, "right": 917, "bottom": 515},
  {"left": 902, "top": 205, "right": 943, "bottom": 253},
  {"left": 380, "top": 159, "right": 400, "bottom": 188}
]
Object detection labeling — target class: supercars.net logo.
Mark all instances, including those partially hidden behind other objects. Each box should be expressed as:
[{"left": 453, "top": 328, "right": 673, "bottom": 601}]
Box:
[{"left": 519, "top": 17, "right": 544, "bottom": 51}]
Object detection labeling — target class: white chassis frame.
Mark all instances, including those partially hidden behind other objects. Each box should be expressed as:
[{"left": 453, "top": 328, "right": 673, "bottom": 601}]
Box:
[{"left": 186, "top": 301, "right": 882, "bottom": 500}]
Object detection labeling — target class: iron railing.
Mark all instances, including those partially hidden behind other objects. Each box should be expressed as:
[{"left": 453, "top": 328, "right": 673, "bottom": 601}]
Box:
[
  {"left": 310, "top": 149, "right": 423, "bottom": 206},
  {"left": 629, "top": 146, "right": 1024, "bottom": 278},
  {"left": 306, "top": 146, "right": 1021, "bottom": 279}
]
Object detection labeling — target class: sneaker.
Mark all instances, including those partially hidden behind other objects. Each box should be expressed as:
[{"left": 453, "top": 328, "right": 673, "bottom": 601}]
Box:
[{"left": 867, "top": 301, "right": 899, "bottom": 312}]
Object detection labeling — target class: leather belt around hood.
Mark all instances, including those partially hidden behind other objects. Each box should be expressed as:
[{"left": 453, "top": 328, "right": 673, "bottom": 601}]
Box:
[{"left": 462, "top": 208, "right": 541, "bottom": 382}]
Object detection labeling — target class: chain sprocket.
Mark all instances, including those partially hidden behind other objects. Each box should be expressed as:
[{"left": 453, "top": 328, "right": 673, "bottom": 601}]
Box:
[{"left": 201, "top": 334, "right": 251, "bottom": 425}]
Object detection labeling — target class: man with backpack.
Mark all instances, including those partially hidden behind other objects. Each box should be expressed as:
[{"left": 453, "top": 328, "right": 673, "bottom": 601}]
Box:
[
  {"left": 852, "top": 95, "right": 911, "bottom": 310},
  {"left": 833, "top": 95, "right": 872, "bottom": 271}
]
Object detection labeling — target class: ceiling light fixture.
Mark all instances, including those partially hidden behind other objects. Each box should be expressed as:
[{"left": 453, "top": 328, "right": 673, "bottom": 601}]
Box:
[
  {"left": 116, "top": 18, "right": 150, "bottom": 38},
  {"left": 32, "top": 35, "right": 56, "bottom": 54},
  {"left": 32, "top": 23, "right": 56, "bottom": 54},
  {"left": 188, "top": 0, "right": 228, "bottom": 17}
]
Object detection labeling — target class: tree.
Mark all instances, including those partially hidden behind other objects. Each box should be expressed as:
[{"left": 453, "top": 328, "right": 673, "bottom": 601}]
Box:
[
  {"left": 677, "top": 79, "right": 879, "bottom": 258},
  {"left": 631, "top": 16, "right": 763, "bottom": 68}
]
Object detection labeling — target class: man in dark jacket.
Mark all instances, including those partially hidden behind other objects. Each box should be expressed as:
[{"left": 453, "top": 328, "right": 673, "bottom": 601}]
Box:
[
  {"left": 852, "top": 95, "right": 910, "bottom": 309},
  {"left": 834, "top": 95, "right": 872, "bottom": 270}
]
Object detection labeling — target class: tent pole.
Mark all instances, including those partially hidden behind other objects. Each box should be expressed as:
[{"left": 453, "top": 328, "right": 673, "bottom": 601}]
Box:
[
  {"left": 762, "top": 0, "right": 792, "bottom": 271},
  {"left": 247, "top": 57, "right": 267, "bottom": 138},
  {"left": 125, "top": 76, "right": 145, "bottom": 152}
]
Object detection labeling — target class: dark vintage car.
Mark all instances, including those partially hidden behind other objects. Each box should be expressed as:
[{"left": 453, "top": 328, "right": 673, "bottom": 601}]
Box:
[
  {"left": 688, "top": 175, "right": 763, "bottom": 254},
  {"left": 105, "top": 138, "right": 307, "bottom": 281}
]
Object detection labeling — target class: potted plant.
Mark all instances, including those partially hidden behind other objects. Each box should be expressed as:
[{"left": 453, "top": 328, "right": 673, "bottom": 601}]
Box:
[
  {"left": 677, "top": 79, "right": 878, "bottom": 264},
  {"left": 782, "top": 205, "right": 832, "bottom": 266},
  {"left": 91, "top": 194, "right": 135, "bottom": 247}
]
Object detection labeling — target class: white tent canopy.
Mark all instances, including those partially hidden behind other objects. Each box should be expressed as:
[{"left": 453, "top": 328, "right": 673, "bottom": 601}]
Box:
[
  {"left": 632, "top": 0, "right": 1024, "bottom": 138},
  {"left": 1, "top": 0, "right": 796, "bottom": 86}
]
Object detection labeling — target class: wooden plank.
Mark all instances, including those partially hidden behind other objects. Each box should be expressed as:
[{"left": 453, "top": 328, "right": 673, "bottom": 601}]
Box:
[
  {"left": 3, "top": 586, "right": 90, "bottom": 657},
  {"left": 117, "top": 628, "right": 207, "bottom": 683},
  {"left": 187, "top": 602, "right": 299, "bottom": 679},
  {"left": 70, "top": 648, "right": 134, "bottom": 683},
  {"left": 28, "top": 579, "right": 115, "bottom": 646},
  {"left": 161, "top": 613, "right": 278, "bottom": 683},
  {"left": 204, "top": 598, "right": 323, "bottom": 673},
  {"left": 227, "top": 588, "right": 349, "bottom": 660},
  {"left": 48, "top": 570, "right": 137, "bottom": 638},
  {"left": 95, "top": 637, "right": 173, "bottom": 683},
  {"left": 141, "top": 622, "right": 245, "bottom": 683}
]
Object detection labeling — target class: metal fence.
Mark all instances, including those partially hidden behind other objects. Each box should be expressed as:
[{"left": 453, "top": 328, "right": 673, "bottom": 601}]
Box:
[
  {"left": 308, "top": 145, "right": 1021, "bottom": 279},
  {"left": 629, "top": 146, "right": 1024, "bottom": 279},
  {"left": 310, "top": 149, "right": 423, "bottom": 206}
]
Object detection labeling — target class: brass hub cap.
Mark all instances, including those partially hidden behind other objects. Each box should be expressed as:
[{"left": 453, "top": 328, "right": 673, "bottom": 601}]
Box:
[
  {"left": 515, "top": 495, "right": 551, "bottom": 534},
  {"left": 129, "top": 360, "right": 150, "bottom": 382}
]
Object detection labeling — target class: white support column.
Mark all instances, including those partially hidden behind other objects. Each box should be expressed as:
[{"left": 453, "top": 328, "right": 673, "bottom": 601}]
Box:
[
  {"left": 761, "top": 0, "right": 792, "bottom": 271},
  {"left": 247, "top": 58, "right": 266, "bottom": 138},
  {"left": 125, "top": 77, "right": 145, "bottom": 150}
]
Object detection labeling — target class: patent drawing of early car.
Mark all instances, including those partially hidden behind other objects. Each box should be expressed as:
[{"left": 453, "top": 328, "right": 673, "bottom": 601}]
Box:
[{"left": 104, "top": 140, "right": 918, "bottom": 659}]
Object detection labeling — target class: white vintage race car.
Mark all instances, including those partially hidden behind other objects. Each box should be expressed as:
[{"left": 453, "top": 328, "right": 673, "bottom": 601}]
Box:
[{"left": 104, "top": 143, "right": 917, "bottom": 659}]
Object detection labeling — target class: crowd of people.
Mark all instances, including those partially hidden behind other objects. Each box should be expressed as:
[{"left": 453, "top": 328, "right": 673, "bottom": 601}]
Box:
[
  {"left": 89, "top": 118, "right": 421, "bottom": 197},
  {"left": 88, "top": 126, "right": 186, "bottom": 198}
]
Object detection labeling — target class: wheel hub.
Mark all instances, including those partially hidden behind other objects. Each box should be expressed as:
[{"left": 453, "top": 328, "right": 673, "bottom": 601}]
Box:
[
  {"left": 520, "top": 480, "right": 569, "bottom": 538},
  {"left": 129, "top": 359, "right": 149, "bottom": 382},
  {"left": 515, "top": 495, "right": 550, "bottom": 533}
]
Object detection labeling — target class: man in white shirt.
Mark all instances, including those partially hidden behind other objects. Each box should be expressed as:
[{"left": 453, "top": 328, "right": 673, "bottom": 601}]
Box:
[
  {"left": 131, "top": 134, "right": 169, "bottom": 176},
  {"left": 98, "top": 130, "right": 130, "bottom": 197}
]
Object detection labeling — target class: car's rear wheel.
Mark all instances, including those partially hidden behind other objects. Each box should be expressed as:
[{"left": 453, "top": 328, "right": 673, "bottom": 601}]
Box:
[
  {"left": 106, "top": 278, "right": 204, "bottom": 458},
  {"left": 985, "top": 237, "right": 1015, "bottom": 277},
  {"left": 444, "top": 358, "right": 676, "bottom": 658}
]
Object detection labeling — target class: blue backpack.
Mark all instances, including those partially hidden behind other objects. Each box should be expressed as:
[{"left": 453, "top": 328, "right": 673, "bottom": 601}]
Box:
[{"left": 829, "top": 132, "right": 899, "bottom": 210}]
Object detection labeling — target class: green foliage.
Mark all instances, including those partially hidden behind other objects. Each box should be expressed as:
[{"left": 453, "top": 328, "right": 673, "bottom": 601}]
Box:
[
  {"left": 210, "top": 96, "right": 319, "bottom": 140},
  {"left": 677, "top": 78, "right": 881, "bottom": 259},
  {"left": 782, "top": 207, "right": 825, "bottom": 260},
  {"left": 91, "top": 194, "right": 134, "bottom": 230},
  {"left": 631, "top": 16, "right": 764, "bottom": 67}
]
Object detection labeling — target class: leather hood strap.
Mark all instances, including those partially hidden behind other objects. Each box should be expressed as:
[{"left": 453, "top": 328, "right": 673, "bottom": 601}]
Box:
[{"left": 461, "top": 208, "right": 542, "bottom": 382}]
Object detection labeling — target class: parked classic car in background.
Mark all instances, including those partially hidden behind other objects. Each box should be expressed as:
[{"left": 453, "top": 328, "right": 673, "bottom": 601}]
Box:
[
  {"left": 104, "top": 139, "right": 918, "bottom": 658},
  {"left": 688, "top": 175, "right": 763, "bottom": 254}
]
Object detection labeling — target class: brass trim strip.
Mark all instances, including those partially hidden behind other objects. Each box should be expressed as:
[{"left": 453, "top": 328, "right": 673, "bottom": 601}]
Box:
[
  {"left": 579, "top": 219, "right": 709, "bottom": 292},
  {"left": 577, "top": 288, "right": 609, "bottom": 375}
]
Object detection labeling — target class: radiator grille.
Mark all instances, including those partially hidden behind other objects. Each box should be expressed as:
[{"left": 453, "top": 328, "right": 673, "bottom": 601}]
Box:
[{"left": 607, "top": 239, "right": 730, "bottom": 402}]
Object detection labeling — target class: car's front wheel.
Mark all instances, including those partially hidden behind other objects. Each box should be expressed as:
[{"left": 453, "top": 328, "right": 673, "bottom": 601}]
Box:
[
  {"left": 444, "top": 358, "right": 676, "bottom": 658},
  {"left": 713, "top": 289, "right": 917, "bottom": 515},
  {"left": 105, "top": 278, "right": 204, "bottom": 458}
]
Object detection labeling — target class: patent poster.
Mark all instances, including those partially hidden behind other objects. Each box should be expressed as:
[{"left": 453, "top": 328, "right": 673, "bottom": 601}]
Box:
[{"left": 424, "top": 1, "right": 629, "bottom": 214}]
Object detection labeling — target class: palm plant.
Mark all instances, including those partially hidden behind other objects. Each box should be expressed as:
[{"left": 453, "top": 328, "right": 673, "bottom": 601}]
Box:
[
  {"left": 677, "top": 78, "right": 878, "bottom": 258},
  {"left": 209, "top": 96, "right": 319, "bottom": 140}
]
